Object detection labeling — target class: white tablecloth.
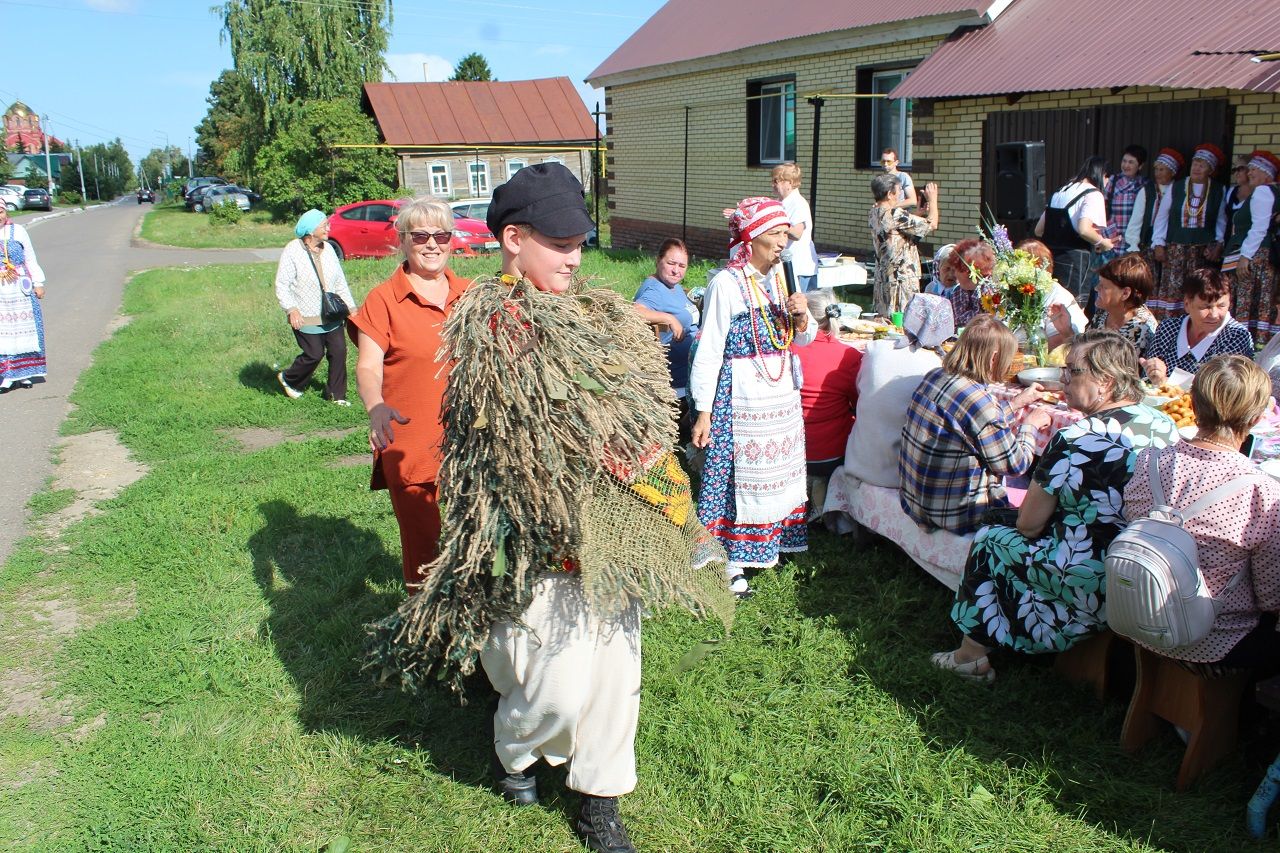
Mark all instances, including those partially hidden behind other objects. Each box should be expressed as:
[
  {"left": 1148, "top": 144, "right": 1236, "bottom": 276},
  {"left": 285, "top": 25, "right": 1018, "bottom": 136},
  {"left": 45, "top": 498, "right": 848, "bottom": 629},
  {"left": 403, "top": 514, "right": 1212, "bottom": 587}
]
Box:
[
  {"left": 820, "top": 466, "right": 970, "bottom": 591},
  {"left": 817, "top": 263, "right": 868, "bottom": 289}
]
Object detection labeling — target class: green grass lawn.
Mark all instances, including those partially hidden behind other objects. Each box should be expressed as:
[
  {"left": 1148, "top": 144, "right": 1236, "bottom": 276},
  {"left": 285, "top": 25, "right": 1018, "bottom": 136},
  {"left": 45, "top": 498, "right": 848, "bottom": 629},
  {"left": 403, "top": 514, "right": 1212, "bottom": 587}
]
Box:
[
  {"left": 139, "top": 204, "right": 295, "bottom": 249},
  {"left": 0, "top": 252, "right": 1275, "bottom": 850}
]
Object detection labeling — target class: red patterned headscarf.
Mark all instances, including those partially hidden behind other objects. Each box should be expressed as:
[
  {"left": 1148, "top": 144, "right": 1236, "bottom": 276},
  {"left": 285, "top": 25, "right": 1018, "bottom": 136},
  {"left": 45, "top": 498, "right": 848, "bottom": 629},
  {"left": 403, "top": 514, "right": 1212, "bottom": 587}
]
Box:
[{"left": 724, "top": 196, "right": 790, "bottom": 269}]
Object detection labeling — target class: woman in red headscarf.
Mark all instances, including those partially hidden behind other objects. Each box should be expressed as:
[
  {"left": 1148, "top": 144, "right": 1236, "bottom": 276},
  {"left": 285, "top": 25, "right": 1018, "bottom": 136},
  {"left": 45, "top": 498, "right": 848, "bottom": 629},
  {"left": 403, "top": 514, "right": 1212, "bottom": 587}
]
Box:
[
  {"left": 1149, "top": 143, "right": 1226, "bottom": 319},
  {"left": 1222, "top": 150, "right": 1280, "bottom": 343},
  {"left": 690, "top": 197, "right": 815, "bottom": 598}
]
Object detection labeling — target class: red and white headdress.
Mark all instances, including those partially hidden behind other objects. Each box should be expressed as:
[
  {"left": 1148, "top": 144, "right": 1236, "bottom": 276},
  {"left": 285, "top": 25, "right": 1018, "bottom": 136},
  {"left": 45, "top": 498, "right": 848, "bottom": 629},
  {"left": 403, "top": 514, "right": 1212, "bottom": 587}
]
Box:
[
  {"left": 1248, "top": 150, "right": 1280, "bottom": 181},
  {"left": 725, "top": 196, "right": 790, "bottom": 269},
  {"left": 1191, "top": 143, "right": 1225, "bottom": 172},
  {"left": 1154, "top": 147, "right": 1185, "bottom": 177}
]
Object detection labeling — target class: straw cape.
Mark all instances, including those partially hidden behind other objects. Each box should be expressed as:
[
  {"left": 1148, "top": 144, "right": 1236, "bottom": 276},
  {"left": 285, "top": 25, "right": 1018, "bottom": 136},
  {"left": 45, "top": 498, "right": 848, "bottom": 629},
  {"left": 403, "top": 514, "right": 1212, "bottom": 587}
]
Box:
[{"left": 366, "top": 274, "right": 734, "bottom": 697}]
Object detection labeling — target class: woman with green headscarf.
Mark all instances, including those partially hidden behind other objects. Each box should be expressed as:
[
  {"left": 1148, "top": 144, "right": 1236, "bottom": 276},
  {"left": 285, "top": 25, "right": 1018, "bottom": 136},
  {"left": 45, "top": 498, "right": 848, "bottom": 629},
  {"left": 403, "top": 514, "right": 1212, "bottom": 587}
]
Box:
[{"left": 274, "top": 208, "right": 356, "bottom": 405}]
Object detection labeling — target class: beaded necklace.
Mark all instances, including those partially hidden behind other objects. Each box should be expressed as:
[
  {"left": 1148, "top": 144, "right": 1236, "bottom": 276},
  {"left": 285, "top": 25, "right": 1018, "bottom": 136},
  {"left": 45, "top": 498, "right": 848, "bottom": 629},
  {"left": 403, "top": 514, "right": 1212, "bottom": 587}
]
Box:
[
  {"left": 738, "top": 266, "right": 793, "bottom": 383},
  {"left": 1181, "top": 178, "right": 1210, "bottom": 229}
]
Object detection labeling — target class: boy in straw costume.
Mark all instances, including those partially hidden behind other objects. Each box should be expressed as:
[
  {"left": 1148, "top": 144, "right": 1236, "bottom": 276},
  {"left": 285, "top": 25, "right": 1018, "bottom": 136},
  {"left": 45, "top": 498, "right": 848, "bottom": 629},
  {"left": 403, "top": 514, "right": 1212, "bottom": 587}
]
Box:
[{"left": 366, "top": 164, "right": 732, "bottom": 853}]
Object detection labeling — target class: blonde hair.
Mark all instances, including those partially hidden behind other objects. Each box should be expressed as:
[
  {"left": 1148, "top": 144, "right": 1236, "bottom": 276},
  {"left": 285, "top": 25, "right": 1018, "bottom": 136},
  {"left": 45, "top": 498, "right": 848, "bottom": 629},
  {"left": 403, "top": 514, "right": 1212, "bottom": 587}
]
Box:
[
  {"left": 1191, "top": 355, "right": 1271, "bottom": 438},
  {"left": 395, "top": 198, "right": 454, "bottom": 243},
  {"left": 1068, "top": 329, "right": 1143, "bottom": 403},
  {"left": 943, "top": 314, "right": 1017, "bottom": 383},
  {"left": 771, "top": 162, "right": 802, "bottom": 185}
]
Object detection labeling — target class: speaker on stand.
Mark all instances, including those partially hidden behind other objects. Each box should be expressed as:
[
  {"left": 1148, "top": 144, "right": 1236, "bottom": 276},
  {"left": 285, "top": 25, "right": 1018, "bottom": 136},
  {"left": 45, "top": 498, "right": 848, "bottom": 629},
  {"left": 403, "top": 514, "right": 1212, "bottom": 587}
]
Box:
[{"left": 994, "top": 141, "right": 1046, "bottom": 244}]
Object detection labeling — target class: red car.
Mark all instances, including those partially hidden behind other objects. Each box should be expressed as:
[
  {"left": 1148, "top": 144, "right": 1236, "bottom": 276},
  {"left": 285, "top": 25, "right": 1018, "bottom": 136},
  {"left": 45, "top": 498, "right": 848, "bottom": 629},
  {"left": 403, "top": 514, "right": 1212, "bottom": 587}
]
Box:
[{"left": 326, "top": 199, "right": 490, "bottom": 260}]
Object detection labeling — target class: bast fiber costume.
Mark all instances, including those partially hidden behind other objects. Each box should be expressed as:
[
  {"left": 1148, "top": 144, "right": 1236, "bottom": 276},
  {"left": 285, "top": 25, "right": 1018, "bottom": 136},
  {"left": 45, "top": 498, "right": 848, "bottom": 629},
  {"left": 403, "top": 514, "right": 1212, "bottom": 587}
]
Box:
[{"left": 367, "top": 272, "right": 733, "bottom": 801}]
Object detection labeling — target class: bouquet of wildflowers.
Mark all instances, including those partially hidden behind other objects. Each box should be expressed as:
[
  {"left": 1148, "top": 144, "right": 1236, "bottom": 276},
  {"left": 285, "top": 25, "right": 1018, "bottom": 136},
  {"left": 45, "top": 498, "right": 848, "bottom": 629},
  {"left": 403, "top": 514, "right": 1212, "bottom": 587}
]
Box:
[{"left": 969, "top": 219, "right": 1054, "bottom": 359}]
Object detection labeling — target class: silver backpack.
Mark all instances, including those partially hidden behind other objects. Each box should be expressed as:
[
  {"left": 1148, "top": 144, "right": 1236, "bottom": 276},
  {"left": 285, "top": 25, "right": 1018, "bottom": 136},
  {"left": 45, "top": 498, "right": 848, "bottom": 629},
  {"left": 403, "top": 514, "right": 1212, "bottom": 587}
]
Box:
[{"left": 1105, "top": 448, "right": 1259, "bottom": 650}]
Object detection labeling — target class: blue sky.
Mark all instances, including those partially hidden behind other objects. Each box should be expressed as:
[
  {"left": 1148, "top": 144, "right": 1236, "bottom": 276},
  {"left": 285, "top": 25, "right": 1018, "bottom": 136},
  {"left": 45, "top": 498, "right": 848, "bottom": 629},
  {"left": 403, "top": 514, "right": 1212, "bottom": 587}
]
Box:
[{"left": 1, "top": 0, "right": 662, "bottom": 163}]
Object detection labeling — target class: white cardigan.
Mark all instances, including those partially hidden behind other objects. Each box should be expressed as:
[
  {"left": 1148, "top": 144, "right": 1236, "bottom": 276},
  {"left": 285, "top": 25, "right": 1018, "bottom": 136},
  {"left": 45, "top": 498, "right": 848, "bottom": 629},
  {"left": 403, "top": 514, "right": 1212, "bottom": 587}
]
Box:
[
  {"left": 4, "top": 221, "right": 45, "bottom": 284},
  {"left": 274, "top": 238, "right": 355, "bottom": 320}
]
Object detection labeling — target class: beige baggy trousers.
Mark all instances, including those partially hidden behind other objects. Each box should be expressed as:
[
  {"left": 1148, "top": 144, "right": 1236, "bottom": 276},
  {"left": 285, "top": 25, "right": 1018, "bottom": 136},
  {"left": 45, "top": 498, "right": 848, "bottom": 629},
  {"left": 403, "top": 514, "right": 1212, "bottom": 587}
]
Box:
[{"left": 480, "top": 572, "right": 642, "bottom": 797}]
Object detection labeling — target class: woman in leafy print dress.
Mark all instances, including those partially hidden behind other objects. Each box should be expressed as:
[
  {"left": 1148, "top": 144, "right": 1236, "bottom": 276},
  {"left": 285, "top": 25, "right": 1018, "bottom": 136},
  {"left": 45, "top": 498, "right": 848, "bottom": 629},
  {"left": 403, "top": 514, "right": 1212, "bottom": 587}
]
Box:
[
  {"left": 931, "top": 330, "right": 1178, "bottom": 682},
  {"left": 868, "top": 172, "right": 939, "bottom": 316}
]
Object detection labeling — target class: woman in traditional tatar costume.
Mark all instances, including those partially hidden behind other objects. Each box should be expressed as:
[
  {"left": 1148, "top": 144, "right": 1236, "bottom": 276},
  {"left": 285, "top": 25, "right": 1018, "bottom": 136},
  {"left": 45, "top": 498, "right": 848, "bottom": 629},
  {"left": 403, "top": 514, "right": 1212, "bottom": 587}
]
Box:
[
  {"left": 1222, "top": 150, "right": 1279, "bottom": 343},
  {"left": 0, "top": 203, "right": 46, "bottom": 391},
  {"left": 691, "top": 197, "right": 816, "bottom": 599},
  {"left": 1150, "top": 143, "right": 1226, "bottom": 320}
]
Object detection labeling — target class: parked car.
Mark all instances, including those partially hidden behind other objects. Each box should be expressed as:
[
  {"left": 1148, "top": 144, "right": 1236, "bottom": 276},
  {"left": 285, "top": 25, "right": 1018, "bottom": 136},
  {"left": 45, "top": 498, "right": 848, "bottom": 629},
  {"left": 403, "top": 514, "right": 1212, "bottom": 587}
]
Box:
[
  {"left": 184, "top": 176, "right": 225, "bottom": 197},
  {"left": 452, "top": 215, "right": 499, "bottom": 253},
  {"left": 221, "top": 184, "right": 261, "bottom": 205},
  {"left": 326, "top": 199, "right": 475, "bottom": 260},
  {"left": 136, "top": 188, "right": 155, "bottom": 204},
  {"left": 0, "top": 185, "right": 24, "bottom": 211},
  {"left": 449, "top": 197, "right": 490, "bottom": 223},
  {"left": 200, "top": 185, "right": 250, "bottom": 212},
  {"left": 22, "top": 188, "right": 52, "bottom": 211}
]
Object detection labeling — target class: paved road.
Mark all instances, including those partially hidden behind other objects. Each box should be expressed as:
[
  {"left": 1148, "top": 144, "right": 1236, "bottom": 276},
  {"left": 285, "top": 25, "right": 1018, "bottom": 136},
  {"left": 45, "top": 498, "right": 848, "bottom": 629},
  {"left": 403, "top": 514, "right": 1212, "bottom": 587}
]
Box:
[{"left": 0, "top": 201, "right": 282, "bottom": 565}]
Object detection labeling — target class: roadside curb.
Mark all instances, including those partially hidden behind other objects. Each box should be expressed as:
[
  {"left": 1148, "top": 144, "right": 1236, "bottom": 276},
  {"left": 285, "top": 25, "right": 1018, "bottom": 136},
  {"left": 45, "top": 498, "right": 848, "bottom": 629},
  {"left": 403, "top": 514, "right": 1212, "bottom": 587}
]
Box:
[{"left": 26, "top": 200, "right": 120, "bottom": 226}]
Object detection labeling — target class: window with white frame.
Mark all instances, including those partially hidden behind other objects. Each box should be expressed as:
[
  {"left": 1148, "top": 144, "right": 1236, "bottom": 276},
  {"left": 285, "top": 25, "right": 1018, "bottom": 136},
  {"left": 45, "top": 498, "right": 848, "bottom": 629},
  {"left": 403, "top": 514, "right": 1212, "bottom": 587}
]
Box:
[
  {"left": 747, "top": 76, "right": 795, "bottom": 166},
  {"left": 869, "top": 70, "right": 912, "bottom": 167},
  {"left": 506, "top": 159, "right": 527, "bottom": 180},
  {"left": 542, "top": 156, "right": 563, "bottom": 166},
  {"left": 429, "top": 163, "right": 450, "bottom": 196},
  {"left": 468, "top": 162, "right": 489, "bottom": 196}
]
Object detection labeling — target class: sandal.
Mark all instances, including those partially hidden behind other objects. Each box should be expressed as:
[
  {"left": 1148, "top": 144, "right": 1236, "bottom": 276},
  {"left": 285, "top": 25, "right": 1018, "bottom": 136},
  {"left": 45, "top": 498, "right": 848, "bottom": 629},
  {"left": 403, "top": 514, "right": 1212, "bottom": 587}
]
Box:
[{"left": 930, "top": 650, "right": 995, "bottom": 684}]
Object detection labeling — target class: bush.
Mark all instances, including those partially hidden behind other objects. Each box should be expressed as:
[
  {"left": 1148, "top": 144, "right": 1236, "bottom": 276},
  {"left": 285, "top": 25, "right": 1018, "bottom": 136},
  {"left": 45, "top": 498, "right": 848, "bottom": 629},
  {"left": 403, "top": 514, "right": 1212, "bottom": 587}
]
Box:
[
  {"left": 58, "top": 190, "right": 82, "bottom": 205},
  {"left": 209, "top": 199, "right": 244, "bottom": 225}
]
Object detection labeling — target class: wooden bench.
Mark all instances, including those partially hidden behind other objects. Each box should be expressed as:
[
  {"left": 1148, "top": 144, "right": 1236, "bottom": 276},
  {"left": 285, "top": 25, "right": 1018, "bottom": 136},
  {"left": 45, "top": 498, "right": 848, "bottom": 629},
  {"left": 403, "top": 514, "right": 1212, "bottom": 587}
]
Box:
[
  {"left": 1121, "top": 644, "right": 1250, "bottom": 792},
  {"left": 1054, "top": 630, "right": 1125, "bottom": 701}
]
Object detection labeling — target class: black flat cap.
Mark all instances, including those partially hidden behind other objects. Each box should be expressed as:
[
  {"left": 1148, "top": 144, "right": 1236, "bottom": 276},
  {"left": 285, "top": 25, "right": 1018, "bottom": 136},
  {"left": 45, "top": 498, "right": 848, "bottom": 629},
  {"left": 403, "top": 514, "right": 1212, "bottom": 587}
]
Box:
[{"left": 486, "top": 162, "right": 595, "bottom": 239}]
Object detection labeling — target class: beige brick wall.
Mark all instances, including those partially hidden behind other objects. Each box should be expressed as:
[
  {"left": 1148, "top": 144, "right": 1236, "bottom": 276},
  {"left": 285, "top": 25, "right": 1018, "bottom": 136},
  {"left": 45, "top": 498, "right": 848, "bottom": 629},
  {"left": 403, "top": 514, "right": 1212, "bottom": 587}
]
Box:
[
  {"left": 607, "top": 58, "right": 1280, "bottom": 256},
  {"left": 913, "top": 87, "right": 1280, "bottom": 246},
  {"left": 604, "top": 36, "right": 943, "bottom": 258}
]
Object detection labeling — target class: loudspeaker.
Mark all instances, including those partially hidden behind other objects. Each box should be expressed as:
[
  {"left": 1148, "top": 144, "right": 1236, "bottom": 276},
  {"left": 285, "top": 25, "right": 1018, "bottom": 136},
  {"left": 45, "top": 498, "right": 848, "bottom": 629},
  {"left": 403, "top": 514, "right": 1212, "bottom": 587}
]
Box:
[{"left": 995, "top": 141, "right": 1046, "bottom": 221}]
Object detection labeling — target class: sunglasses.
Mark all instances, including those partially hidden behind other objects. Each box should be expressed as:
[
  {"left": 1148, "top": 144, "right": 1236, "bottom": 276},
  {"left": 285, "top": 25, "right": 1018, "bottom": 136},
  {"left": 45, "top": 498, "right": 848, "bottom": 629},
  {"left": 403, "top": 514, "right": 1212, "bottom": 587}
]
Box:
[{"left": 409, "top": 230, "right": 453, "bottom": 246}]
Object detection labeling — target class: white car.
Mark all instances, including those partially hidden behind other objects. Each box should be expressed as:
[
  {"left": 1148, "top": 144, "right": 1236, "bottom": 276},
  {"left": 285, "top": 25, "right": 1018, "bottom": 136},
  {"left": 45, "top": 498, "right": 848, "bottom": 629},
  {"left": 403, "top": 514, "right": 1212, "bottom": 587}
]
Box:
[
  {"left": 448, "top": 197, "right": 490, "bottom": 222},
  {"left": 0, "top": 185, "right": 24, "bottom": 211},
  {"left": 200, "top": 185, "right": 251, "bottom": 212}
]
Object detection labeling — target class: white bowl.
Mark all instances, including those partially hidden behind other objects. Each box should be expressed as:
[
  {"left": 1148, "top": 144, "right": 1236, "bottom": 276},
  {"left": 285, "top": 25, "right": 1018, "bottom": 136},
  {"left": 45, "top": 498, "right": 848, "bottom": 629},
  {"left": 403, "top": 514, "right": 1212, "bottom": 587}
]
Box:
[{"left": 1017, "top": 367, "right": 1064, "bottom": 391}]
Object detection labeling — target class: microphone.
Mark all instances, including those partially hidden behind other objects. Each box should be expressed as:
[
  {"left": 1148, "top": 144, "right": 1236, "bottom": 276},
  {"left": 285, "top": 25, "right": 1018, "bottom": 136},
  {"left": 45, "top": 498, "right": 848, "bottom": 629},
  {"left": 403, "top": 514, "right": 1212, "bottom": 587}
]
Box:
[{"left": 779, "top": 247, "right": 797, "bottom": 298}]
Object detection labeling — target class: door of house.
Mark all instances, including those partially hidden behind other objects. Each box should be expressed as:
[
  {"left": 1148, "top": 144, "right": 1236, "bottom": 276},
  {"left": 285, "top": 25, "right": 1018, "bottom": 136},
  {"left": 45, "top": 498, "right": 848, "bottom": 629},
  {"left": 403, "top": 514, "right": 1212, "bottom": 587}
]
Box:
[{"left": 982, "top": 99, "right": 1232, "bottom": 240}]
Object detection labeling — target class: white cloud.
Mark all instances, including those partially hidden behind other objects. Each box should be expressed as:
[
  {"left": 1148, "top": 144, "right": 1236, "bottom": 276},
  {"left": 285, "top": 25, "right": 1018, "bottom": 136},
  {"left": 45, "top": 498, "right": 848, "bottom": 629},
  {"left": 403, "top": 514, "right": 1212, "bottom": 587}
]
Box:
[
  {"left": 385, "top": 53, "right": 453, "bottom": 83},
  {"left": 84, "top": 0, "right": 138, "bottom": 11}
]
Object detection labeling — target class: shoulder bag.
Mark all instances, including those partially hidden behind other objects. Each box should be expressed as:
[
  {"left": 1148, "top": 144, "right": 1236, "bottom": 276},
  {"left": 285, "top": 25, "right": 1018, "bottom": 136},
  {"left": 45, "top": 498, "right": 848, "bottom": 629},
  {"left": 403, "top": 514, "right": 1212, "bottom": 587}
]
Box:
[{"left": 305, "top": 245, "right": 349, "bottom": 323}]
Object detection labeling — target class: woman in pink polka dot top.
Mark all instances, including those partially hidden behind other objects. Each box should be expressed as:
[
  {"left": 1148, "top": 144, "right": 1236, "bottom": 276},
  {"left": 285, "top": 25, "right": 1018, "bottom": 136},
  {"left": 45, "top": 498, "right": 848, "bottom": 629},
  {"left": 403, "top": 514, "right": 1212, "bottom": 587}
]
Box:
[{"left": 1124, "top": 355, "right": 1280, "bottom": 670}]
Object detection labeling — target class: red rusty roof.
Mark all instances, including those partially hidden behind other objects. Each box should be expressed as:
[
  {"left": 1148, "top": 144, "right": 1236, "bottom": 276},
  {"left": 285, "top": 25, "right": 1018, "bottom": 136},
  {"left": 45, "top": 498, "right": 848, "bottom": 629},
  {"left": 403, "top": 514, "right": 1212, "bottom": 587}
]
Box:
[
  {"left": 363, "top": 78, "right": 597, "bottom": 146},
  {"left": 893, "top": 0, "right": 1280, "bottom": 98},
  {"left": 587, "top": 0, "right": 1007, "bottom": 83}
]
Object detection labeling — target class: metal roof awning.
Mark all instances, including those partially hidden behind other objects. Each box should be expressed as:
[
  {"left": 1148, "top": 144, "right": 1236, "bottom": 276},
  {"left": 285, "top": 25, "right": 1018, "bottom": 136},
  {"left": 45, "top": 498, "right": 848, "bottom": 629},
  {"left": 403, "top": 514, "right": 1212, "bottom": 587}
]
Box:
[{"left": 890, "top": 0, "right": 1280, "bottom": 99}]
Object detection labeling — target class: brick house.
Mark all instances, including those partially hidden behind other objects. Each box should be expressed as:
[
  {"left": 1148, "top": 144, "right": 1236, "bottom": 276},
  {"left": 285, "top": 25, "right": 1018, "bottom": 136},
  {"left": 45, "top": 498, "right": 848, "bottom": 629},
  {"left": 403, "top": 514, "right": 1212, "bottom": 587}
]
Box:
[
  {"left": 362, "top": 78, "right": 599, "bottom": 202},
  {"left": 588, "top": 0, "right": 1280, "bottom": 258}
]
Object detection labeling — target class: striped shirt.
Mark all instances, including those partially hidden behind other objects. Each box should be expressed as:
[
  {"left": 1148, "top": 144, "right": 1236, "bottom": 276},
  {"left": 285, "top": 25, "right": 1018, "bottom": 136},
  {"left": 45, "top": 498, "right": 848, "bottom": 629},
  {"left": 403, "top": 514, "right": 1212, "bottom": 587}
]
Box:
[{"left": 898, "top": 368, "right": 1039, "bottom": 534}]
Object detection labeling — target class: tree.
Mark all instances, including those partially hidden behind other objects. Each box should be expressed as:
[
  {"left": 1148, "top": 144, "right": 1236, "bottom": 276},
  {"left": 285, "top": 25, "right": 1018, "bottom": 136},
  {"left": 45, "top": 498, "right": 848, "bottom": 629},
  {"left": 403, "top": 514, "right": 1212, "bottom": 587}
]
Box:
[
  {"left": 194, "top": 70, "right": 264, "bottom": 182},
  {"left": 253, "top": 98, "right": 396, "bottom": 216},
  {"left": 217, "top": 0, "right": 393, "bottom": 127},
  {"left": 450, "top": 52, "right": 494, "bottom": 82}
]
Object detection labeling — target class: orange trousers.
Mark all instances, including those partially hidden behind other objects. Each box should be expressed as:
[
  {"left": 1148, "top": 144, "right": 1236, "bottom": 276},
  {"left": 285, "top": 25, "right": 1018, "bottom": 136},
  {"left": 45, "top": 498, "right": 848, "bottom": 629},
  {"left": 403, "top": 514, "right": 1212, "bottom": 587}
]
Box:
[{"left": 387, "top": 481, "right": 441, "bottom": 590}]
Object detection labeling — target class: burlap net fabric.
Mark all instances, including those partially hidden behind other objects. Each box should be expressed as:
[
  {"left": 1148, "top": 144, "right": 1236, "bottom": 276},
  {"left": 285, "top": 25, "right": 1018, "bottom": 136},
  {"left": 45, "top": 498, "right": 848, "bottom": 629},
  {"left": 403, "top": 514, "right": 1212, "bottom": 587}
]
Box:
[{"left": 366, "top": 275, "right": 733, "bottom": 697}]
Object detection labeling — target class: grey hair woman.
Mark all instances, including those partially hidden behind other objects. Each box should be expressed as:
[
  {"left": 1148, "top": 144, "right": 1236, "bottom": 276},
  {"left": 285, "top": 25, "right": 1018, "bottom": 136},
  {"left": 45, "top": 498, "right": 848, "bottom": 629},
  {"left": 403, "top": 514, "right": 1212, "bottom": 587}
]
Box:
[
  {"left": 868, "top": 171, "right": 940, "bottom": 316},
  {"left": 933, "top": 329, "right": 1178, "bottom": 682}
]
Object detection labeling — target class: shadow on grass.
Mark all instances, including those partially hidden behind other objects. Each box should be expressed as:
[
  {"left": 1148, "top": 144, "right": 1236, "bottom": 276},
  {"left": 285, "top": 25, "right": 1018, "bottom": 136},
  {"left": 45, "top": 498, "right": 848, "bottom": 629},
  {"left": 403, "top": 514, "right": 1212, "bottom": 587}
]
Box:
[
  {"left": 239, "top": 360, "right": 286, "bottom": 396},
  {"left": 794, "top": 527, "right": 1277, "bottom": 853},
  {"left": 246, "top": 499, "right": 495, "bottom": 786}
]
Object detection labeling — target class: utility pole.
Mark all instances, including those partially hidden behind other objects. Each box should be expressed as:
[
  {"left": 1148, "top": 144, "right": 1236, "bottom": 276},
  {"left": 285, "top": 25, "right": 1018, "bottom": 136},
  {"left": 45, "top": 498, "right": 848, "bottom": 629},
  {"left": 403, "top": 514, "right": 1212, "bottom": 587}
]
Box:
[
  {"left": 41, "top": 115, "right": 53, "bottom": 194},
  {"left": 75, "top": 140, "right": 87, "bottom": 200},
  {"left": 187, "top": 137, "right": 194, "bottom": 178}
]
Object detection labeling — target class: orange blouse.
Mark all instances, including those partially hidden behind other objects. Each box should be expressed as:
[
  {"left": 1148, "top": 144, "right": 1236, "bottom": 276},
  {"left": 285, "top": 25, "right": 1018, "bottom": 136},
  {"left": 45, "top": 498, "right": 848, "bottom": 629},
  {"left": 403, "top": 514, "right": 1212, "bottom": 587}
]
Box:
[{"left": 349, "top": 264, "right": 470, "bottom": 488}]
